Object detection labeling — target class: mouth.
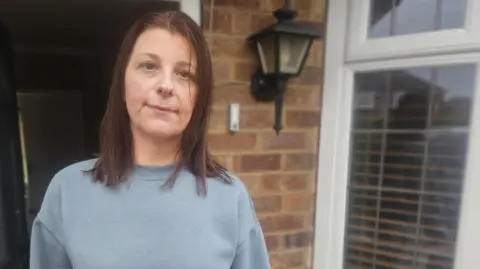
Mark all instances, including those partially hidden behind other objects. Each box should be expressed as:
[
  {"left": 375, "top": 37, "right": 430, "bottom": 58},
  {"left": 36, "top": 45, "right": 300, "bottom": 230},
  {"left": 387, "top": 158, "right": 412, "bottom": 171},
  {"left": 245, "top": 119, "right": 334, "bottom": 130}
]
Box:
[{"left": 146, "top": 104, "right": 178, "bottom": 114}]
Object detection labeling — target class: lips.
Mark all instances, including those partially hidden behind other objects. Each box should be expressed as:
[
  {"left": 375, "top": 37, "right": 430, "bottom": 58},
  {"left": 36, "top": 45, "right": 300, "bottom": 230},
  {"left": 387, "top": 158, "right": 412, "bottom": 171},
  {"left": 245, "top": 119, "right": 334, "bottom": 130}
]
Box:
[{"left": 146, "top": 104, "right": 177, "bottom": 114}]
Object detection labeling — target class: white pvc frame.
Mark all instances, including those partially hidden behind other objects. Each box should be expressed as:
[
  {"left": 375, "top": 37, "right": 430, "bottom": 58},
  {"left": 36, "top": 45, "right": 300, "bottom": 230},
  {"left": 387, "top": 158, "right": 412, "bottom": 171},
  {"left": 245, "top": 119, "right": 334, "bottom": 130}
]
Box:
[
  {"left": 347, "top": 0, "right": 480, "bottom": 62},
  {"left": 313, "top": 0, "right": 480, "bottom": 268},
  {"left": 179, "top": 0, "right": 202, "bottom": 26}
]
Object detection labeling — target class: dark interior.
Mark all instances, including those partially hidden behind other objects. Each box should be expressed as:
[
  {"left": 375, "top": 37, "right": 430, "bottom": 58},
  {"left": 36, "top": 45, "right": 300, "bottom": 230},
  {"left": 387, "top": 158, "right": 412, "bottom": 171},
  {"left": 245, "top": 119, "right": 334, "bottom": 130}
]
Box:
[{"left": 0, "top": 0, "right": 179, "bottom": 238}]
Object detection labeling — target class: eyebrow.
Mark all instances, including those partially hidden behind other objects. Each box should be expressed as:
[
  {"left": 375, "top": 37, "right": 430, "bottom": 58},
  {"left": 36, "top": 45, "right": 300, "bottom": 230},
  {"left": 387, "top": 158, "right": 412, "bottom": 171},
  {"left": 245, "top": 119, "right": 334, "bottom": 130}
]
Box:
[
  {"left": 139, "top": 52, "right": 196, "bottom": 70},
  {"left": 177, "top": 61, "right": 196, "bottom": 70},
  {"left": 141, "top": 52, "right": 161, "bottom": 62}
]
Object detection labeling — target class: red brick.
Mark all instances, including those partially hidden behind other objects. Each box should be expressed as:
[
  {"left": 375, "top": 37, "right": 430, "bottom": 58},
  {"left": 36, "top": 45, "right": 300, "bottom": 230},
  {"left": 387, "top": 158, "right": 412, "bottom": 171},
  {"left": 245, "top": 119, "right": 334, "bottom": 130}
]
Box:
[
  {"left": 253, "top": 195, "right": 282, "bottom": 213},
  {"left": 209, "top": 0, "right": 232, "bottom": 5},
  {"left": 208, "top": 108, "right": 227, "bottom": 131},
  {"left": 262, "top": 175, "right": 281, "bottom": 192},
  {"left": 208, "top": 132, "right": 257, "bottom": 152},
  {"left": 213, "top": 154, "right": 232, "bottom": 169},
  {"left": 305, "top": 41, "right": 324, "bottom": 68},
  {"left": 212, "top": 60, "right": 232, "bottom": 82},
  {"left": 312, "top": 0, "right": 326, "bottom": 22},
  {"left": 203, "top": 9, "right": 211, "bottom": 31},
  {"left": 270, "top": 250, "right": 306, "bottom": 267},
  {"left": 238, "top": 174, "right": 262, "bottom": 194},
  {"left": 282, "top": 193, "right": 313, "bottom": 211},
  {"left": 260, "top": 214, "right": 305, "bottom": 232},
  {"left": 262, "top": 173, "right": 312, "bottom": 193},
  {"left": 233, "top": 62, "right": 256, "bottom": 82},
  {"left": 211, "top": 36, "right": 253, "bottom": 60},
  {"left": 292, "top": 66, "right": 323, "bottom": 85},
  {"left": 265, "top": 234, "right": 281, "bottom": 251},
  {"left": 252, "top": 14, "right": 276, "bottom": 31},
  {"left": 293, "top": 0, "right": 313, "bottom": 10},
  {"left": 284, "top": 87, "right": 322, "bottom": 108},
  {"left": 259, "top": 131, "right": 307, "bottom": 150},
  {"left": 285, "top": 110, "right": 320, "bottom": 128},
  {"left": 203, "top": 0, "right": 325, "bottom": 267},
  {"left": 240, "top": 110, "right": 274, "bottom": 129},
  {"left": 212, "top": 84, "right": 255, "bottom": 105},
  {"left": 232, "top": 11, "right": 253, "bottom": 34},
  {"left": 212, "top": 9, "right": 233, "bottom": 33},
  {"left": 233, "top": 0, "right": 261, "bottom": 9},
  {"left": 263, "top": 0, "right": 284, "bottom": 11},
  {"left": 284, "top": 153, "right": 316, "bottom": 171},
  {"left": 208, "top": 133, "right": 257, "bottom": 152},
  {"left": 281, "top": 173, "right": 311, "bottom": 191},
  {"left": 284, "top": 231, "right": 313, "bottom": 248},
  {"left": 234, "top": 154, "right": 281, "bottom": 172}
]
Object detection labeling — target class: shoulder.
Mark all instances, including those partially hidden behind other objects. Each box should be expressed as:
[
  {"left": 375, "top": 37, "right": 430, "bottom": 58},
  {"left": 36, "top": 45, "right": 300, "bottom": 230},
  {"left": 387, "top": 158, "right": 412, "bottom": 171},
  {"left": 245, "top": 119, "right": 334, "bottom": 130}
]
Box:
[
  {"left": 217, "top": 172, "right": 260, "bottom": 241},
  {"left": 208, "top": 171, "right": 257, "bottom": 220},
  {"left": 37, "top": 159, "right": 96, "bottom": 228},
  {"left": 55, "top": 158, "right": 97, "bottom": 179},
  {"left": 207, "top": 171, "right": 251, "bottom": 201},
  {"left": 40, "top": 159, "right": 97, "bottom": 206},
  {"left": 48, "top": 158, "right": 97, "bottom": 187}
]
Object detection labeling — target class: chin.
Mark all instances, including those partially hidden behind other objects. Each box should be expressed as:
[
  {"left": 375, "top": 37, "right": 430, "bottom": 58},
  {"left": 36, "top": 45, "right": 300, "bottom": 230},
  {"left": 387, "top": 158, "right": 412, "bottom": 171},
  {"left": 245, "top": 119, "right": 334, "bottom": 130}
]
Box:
[{"left": 142, "top": 122, "right": 183, "bottom": 138}]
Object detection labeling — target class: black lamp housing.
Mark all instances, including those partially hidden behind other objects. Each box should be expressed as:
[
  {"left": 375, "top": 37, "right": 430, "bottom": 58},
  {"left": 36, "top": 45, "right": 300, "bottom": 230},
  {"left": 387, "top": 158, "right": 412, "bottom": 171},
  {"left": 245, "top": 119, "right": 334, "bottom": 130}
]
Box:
[{"left": 247, "top": 0, "right": 323, "bottom": 134}]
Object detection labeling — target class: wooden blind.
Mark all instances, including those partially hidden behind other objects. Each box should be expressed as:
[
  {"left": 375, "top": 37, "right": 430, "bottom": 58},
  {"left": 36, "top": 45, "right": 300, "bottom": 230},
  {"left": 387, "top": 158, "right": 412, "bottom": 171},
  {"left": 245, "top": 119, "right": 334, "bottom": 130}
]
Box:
[{"left": 345, "top": 65, "right": 474, "bottom": 269}]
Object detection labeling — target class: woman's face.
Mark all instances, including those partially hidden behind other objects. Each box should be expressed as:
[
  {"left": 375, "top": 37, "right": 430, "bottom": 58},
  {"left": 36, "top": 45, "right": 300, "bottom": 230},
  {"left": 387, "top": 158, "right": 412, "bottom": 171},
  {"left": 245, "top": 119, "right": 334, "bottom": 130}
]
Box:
[{"left": 125, "top": 28, "right": 197, "bottom": 140}]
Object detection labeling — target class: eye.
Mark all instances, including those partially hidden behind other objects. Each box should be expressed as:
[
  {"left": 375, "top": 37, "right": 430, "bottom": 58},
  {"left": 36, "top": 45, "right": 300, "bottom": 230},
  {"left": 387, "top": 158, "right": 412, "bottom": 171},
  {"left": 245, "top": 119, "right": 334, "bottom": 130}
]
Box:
[
  {"left": 176, "top": 70, "right": 193, "bottom": 80},
  {"left": 139, "top": 62, "right": 157, "bottom": 72}
]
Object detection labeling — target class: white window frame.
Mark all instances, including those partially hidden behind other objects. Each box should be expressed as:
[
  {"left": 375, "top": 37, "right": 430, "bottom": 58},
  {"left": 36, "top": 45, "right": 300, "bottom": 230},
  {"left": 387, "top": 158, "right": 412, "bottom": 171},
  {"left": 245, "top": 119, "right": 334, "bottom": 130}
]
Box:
[
  {"left": 313, "top": 0, "right": 480, "bottom": 268},
  {"left": 178, "top": 0, "right": 202, "bottom": 26},
  {"left": 347, "top": 0, "right": 480, "bottom": 62}
]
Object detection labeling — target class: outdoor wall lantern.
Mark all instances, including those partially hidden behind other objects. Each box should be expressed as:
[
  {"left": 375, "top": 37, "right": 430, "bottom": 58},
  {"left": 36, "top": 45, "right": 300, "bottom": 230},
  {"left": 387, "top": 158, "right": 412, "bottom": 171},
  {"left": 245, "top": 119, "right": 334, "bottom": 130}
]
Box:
[{"left": 247, "top": 0, "right": 322, "bottom": 135}]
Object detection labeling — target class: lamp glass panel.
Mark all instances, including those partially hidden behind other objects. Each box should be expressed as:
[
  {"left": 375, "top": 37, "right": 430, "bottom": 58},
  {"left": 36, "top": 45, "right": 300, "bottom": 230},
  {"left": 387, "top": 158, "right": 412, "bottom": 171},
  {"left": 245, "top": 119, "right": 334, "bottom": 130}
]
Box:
[
  {"left": 257, "top": 35, "right": 276, "bottom": 74},
  {"left": 279, "top": 34, "right": 311, "bottom": 75}
]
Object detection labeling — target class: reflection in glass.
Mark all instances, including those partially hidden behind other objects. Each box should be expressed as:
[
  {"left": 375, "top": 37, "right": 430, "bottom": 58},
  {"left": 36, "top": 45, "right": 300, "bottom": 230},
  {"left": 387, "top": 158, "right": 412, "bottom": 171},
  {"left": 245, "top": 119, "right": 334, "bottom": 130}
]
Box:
[
  {"left": 345, "top": 64, "right": 475, "bottom": 268},
  {"left": 440, "top": 0, "right": 468, "bottom": 29},
  {"left": 369, "top": 0, "right": 467, "bottom": 38},
  {"left": 395, "top": 0, "right": 436, "bottom": 36}
]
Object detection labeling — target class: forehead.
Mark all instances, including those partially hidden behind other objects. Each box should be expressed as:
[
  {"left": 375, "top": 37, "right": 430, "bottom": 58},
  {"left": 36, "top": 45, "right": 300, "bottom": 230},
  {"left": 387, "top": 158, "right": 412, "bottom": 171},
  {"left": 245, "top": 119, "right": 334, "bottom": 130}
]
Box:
[{"left": 132, "top": 28, "right": 197, "bottom": 66}]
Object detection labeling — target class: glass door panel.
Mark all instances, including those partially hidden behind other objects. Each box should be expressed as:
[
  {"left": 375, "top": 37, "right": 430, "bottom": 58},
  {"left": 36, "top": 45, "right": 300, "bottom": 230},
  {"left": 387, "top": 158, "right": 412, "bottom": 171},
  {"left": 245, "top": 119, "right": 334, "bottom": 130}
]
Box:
[
  {"left": 0, "top": 20, "right": 29, "bottom": 268},
  {"left": 344, "top": 64, "right": 476, "bottom": 268}
]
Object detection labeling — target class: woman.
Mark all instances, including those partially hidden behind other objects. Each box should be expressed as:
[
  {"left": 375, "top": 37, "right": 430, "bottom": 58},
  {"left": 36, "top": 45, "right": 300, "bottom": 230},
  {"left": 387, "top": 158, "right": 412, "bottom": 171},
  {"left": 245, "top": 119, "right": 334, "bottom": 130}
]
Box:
[{"left": 30, "top": 11, "right": 270, "bottom": 269}]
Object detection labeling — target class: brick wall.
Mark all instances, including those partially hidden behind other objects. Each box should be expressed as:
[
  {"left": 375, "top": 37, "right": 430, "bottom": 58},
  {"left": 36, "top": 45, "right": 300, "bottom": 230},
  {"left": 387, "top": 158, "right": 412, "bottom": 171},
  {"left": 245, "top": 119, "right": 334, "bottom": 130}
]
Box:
[{"left": 203, "top": 0, "right": 326, "bottom": 268}]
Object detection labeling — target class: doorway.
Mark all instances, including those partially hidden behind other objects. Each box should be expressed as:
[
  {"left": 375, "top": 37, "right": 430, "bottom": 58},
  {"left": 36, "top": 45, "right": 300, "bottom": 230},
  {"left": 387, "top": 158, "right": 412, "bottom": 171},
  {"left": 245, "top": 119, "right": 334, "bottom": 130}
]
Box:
[{"left": 0, "top": 1, "right": 201, "bottom": 268}]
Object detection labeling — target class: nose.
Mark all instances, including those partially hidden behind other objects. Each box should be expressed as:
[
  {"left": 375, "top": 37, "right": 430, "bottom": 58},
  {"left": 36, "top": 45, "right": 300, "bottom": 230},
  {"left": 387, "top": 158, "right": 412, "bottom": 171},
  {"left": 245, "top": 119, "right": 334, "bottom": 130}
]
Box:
[
  {"left": 157, "top": 84, "right": 173, "bottom": 98},
  {"left": 156, "top": 72, "right": 174, "bottom": 98}
]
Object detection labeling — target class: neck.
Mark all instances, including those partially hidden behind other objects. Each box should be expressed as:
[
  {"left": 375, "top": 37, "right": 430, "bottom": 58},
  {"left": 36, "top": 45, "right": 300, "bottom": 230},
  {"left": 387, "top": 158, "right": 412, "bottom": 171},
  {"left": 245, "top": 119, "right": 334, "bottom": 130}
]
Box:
[{"left": 132, "top": 130, "right": 180, "bottom": 166}]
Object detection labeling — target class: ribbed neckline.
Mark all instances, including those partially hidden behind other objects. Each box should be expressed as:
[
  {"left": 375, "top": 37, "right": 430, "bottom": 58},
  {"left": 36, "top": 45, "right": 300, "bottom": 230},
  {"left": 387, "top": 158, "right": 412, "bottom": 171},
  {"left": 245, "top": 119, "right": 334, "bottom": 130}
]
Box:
[{"left": 131, "top": 163, "right": 177, "bottom": 181}]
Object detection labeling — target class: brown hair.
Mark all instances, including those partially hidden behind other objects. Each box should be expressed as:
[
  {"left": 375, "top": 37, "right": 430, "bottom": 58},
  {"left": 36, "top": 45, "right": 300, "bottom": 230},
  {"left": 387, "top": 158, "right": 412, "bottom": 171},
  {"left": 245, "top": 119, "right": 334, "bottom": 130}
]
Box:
[{"left": 87, "top": 11, "right": 232, "bottom": 195}]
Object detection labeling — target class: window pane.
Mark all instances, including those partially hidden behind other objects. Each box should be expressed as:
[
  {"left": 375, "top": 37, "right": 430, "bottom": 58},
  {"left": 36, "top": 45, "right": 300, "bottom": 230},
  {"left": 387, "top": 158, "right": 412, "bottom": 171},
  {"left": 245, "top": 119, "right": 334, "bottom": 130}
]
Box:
[
  {"left": 345, "top": 64, "right": 475, "bottom": 268},
  {"left": 440, "top": 0, "right": 467, "bottom": 29},
  {"left": 395, "top": 0, "right": 436, "bottom": 36},
  {"left": 353, "top": 72, "right": 389, "bottom": 129},
  {"left": 369, "top": 0, "right": 394, "bottom": 38},
  {"left": 369, "top": 0, "right": 468, "bottom": 38},
  {"left": 388, "top": 68, "right": 432, "bottom": 130},
  {"left": 432, "top": 65, "right": 475, "bottom": 127}
]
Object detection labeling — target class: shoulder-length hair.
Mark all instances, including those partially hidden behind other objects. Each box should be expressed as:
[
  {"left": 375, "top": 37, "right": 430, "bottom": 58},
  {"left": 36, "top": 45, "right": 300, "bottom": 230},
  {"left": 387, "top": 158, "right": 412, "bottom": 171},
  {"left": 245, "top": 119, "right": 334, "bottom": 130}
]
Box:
[{"left": 87, "top": 11, "right": 231, "bottom": 195}]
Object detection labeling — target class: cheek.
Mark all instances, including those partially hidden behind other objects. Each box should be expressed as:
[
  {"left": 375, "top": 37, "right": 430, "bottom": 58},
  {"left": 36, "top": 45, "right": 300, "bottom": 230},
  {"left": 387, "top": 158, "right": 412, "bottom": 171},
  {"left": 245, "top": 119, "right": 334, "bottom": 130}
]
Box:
[
  {"left": 178, "top": 85, "right": 197, "bottom": 119},
  {"left": 124, "top": 71, "right": 153, "bottom": 110}
]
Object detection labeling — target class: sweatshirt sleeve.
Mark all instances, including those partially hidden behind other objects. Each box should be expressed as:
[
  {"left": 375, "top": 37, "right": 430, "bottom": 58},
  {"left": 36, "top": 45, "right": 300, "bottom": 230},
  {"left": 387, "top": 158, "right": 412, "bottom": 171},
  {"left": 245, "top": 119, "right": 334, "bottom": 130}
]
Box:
[
  {"left": 29, "top": 171, "right": 72, "bottom": 269},
  {"left": 231, "top": 181, "right": 270, "bottom": 269},
  {"left": 30, "top": 218, "right": 72, "bottom": 269}
]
